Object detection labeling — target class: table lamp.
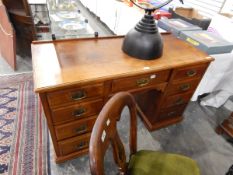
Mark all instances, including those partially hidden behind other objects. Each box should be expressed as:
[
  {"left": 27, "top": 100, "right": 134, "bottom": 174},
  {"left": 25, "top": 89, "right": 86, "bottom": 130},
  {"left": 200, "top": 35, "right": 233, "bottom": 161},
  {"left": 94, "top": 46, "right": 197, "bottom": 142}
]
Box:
[{"left": 122, "top": 0, "right": 184, "bottom": 60}]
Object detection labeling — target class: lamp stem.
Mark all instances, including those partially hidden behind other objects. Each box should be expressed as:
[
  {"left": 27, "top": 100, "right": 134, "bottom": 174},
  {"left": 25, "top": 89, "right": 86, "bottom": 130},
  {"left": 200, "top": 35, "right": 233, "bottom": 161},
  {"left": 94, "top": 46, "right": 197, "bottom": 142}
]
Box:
[{"left": 145, "top": 9, "right": 154, "bottom": 15}]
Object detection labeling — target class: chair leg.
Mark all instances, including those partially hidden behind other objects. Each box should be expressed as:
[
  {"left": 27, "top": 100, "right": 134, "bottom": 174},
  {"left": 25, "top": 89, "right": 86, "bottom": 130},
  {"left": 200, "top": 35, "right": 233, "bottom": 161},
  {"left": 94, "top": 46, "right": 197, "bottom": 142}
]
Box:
[
  {"left": 216, "top": 125, "right": 224, "bottom": 135},
  {"left": 225, "top": 164, "right": 233, "bottom": 175}
]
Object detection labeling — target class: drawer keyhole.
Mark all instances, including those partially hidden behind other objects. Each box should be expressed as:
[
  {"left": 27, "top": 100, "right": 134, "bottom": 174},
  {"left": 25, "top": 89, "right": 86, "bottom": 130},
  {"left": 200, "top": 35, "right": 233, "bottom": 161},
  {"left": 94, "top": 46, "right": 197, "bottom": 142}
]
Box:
[
  {"left": 76, "top": 141, "right": 87, "bottom": 150},
  {"left": 136, "top": 78, "right": 150, "bottom": 87},
  {"left": 73, "top": 108, "right": 86, "bottom": 117},
  {"left": 75, "top": 125, "right": 87, "bottom": 134},
  {"left": 71, "top": 91, "right": 86, "bottom": 101},
  {"left": 186, "top": 70, "right": 197, "bottom": 77}
]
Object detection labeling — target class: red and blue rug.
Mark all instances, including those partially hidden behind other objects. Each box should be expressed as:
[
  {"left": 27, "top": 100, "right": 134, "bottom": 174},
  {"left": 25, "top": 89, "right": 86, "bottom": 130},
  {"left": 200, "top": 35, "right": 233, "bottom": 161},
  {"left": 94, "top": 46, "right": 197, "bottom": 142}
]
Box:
[{"left": 0, "top": 73, "right": 51, "bottom": 175}]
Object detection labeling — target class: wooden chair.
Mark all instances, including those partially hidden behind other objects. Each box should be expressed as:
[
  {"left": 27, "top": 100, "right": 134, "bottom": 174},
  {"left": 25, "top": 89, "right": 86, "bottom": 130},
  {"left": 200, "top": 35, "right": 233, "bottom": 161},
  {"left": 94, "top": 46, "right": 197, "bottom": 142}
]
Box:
[{"left": 89, "top": 92, "right": 200, "bottom": 175}]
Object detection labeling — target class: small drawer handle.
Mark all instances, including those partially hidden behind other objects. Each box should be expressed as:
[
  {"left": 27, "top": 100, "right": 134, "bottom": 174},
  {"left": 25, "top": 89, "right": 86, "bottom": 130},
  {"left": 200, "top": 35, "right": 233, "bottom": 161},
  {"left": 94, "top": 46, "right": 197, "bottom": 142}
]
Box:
[
  {"left": 167, "top": 111, "right": 177, "bottom": 117},
  {"left": 136, "top": 78, "right": 150, "bottom": 87},
  {"left": 76, "top": 141, "right": 87, "bottom": 150},
  {"left": 186, "top": 70, "right": 197, "bottom": 77},
  {"left": 180, "top": 84, "right": 190, "bottom": 91},
  {"left": 175, "top": 98, "right": 185, "bottom": 105},
  {"left": 72, "top": 107, "right": 86, "bottom": 117},
  {"left": 75, "top": 125, "right": 87, "bottom": 134},
  {"left": 71, "top": 91, "right": 86, "bottom": 101}
]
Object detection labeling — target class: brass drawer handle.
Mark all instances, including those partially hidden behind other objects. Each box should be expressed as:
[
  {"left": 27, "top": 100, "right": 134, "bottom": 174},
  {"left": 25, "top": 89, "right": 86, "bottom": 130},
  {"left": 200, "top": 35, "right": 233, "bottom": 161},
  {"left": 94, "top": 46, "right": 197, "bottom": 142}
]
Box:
[
  {"left": 75, "top": 125, "right": 87, "bottom": 134},
  {"left": 76, "top": 141, "right": 87, "bottom": 150},
  {"left": 71, "top": 91, "right": 86, "bottom": 101},
  {"left": 186, "top": 70, "right": 197, "bottom": 77},
  {"left": 72, "top": 107, "right": 86, "bottom": 117},
  {"left": 180, "top": 84, "right": 190, "bottom": 91},
  {"left": 175, "top": 98, "right": 185, "bottom": 105},
  {"left": 136, "top": 78, "right": 150, "bottom": 87},
  {"left": 167, "top": 111, "right": 177, "bottom": 117}
]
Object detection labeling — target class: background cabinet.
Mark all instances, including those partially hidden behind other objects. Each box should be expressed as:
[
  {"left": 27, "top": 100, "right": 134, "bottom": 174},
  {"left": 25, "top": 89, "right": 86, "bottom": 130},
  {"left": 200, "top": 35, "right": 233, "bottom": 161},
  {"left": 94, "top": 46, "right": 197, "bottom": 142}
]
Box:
[
  {"left": 2, "top": 0, "right": 36, "bottom": 57},
  {"left": 0, "top": 0, "right": 16, "bottom": 70}
]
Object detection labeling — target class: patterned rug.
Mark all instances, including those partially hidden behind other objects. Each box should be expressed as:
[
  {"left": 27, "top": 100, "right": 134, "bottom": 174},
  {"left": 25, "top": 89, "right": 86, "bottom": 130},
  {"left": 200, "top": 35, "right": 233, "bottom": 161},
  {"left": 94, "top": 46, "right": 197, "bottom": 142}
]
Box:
[{"left": 0, "top": 73, "right": 50, "bottom": 175}]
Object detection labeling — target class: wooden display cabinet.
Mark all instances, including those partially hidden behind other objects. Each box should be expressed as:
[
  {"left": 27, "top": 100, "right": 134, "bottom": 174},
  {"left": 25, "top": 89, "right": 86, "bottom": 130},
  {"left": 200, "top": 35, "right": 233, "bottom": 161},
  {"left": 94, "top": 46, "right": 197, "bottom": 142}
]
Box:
[
  {"left": 2, "top": 0, "right": 36, "bottom": 57},
  {"left": 31, "top": 34, "right": 213, "bottom": 163}
]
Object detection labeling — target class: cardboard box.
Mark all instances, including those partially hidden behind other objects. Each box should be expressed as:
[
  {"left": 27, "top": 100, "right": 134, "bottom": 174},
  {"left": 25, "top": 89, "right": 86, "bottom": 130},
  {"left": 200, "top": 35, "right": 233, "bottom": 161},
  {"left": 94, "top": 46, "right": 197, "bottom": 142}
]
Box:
[
  {"left": 158, "top": 18, "right": 202, "bottom": 37},
  {"left": 174, "top": 7, "right": 200, "bottom": 18},
  {"left": 219, "top": 13, "right": 233, "bottom": 18},
  {"left": 180, "top": 30, "right": 233, "bottom": 54},
  {"left": 169, "top": 7, "right": 211, "bottom": 30}
]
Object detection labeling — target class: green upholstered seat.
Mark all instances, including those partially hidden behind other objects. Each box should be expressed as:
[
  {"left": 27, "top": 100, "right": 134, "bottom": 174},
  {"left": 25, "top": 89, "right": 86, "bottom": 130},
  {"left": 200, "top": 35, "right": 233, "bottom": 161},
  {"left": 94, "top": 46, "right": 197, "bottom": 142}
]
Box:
[{"left": 128, "top": 150, "right": 200, "bottom": 175}]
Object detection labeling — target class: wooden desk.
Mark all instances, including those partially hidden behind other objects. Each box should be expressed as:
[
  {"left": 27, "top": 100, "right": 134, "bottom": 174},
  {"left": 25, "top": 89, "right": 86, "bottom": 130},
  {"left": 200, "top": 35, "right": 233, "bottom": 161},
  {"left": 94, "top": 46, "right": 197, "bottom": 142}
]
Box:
[{"left": 31, "top": 35, "right": 213, "bottom": 163}]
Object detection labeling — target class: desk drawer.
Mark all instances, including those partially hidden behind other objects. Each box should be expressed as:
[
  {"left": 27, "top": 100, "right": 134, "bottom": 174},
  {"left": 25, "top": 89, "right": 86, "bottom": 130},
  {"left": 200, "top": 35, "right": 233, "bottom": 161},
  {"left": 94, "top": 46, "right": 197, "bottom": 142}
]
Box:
[
  {"left": 173, "top": 64, "right": 208, "bottom": 81},
  {"left": 47, "top": 83, "right": 104, "bottom": 107},
  {"left": 55, "top": 116, "right": 96, "bottom": 141},
  {"left": 112, "top": 70, "right": 170, "bottom": 92},
  {"left": 167, "top": 79, "right": 200, "bottom": 96},
  {"left": 158, "top": 104, "right": 187, "bottom": 121},
  {"left": 162, "top": 92, "right": 193, "bottom": 108},
  {"left": 51, "top": 99, "right": 103, "bottom": 124},
  {"left": 58, "top": 133, "right": 91, "bottom": 156}
]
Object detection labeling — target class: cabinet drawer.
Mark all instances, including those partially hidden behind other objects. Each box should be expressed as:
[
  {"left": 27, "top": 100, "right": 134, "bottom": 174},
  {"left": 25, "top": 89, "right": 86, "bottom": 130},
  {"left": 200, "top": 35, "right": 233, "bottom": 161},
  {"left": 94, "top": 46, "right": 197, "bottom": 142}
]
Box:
[
  {"left": 162, "top": 92, "right": 193, "bottom": 109},
  {"left": 158, "top": 104, "right": 187, "bottom": 121},
  {"left": 55, "top": 116, "right": 96, "bottom": 141},
  {"left": 51, "top": 99, "right": 103, "bottom": 124},
  {"left": 47, "top": 83, "right": 104, "bottom": 107},
  {"left": 112, "top": 70, "right": 170, "bottom": 92},
  {"left": 58, "top": 133, "right": 91, "bottom": 156},
  {"left": 167, "top": 79, "right": 200, "bottom": 96},
  {"left": 173, "top": 64, "right": 208, "bottom": 81}
]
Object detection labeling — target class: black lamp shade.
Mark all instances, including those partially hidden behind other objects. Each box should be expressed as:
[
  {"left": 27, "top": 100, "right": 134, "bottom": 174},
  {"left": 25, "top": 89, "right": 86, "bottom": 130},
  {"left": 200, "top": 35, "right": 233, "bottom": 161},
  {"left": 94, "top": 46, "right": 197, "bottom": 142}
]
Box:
[{"left": 122, "top": 14, "right": 163, "bottom": 60}]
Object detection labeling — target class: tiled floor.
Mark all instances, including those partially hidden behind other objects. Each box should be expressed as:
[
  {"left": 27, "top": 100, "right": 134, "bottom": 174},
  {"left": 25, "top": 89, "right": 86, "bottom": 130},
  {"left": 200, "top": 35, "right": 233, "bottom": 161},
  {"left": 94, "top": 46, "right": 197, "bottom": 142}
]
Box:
[{"left": 0, "top": 54, "right": 32, "bottom": 75}]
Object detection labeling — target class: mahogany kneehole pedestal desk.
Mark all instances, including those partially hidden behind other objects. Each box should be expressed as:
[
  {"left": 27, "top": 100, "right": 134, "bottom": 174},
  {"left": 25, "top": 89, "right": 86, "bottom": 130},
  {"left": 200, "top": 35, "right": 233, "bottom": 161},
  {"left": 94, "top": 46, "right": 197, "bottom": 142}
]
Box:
[{"left": 31, "top": 34, "right": 214, "bottom": 163}]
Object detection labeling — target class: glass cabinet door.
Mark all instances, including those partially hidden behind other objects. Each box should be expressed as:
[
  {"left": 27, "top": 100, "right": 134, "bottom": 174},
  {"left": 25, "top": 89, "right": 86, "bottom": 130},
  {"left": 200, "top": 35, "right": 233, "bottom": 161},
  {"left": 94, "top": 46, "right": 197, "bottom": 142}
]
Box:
[
  {"left": 30, "top": 0, "right": 146, "bottom": 40},
  {"left": 46, "top": 0, "right": 98, "bottom": 40}
]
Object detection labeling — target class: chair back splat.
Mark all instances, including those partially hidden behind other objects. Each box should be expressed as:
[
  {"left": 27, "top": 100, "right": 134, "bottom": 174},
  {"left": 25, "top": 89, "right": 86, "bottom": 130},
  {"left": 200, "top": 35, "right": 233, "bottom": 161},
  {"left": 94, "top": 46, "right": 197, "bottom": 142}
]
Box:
[{"left": 89, "top": 92, "right": 137, "bottom": 175}]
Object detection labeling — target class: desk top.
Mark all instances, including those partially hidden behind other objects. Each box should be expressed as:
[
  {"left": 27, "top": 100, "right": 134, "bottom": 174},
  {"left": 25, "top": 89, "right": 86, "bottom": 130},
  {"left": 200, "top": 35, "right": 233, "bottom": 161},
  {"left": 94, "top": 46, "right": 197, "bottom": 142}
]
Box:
[{"left": 31, "top": 34, "right": 213, "bottom": 92}]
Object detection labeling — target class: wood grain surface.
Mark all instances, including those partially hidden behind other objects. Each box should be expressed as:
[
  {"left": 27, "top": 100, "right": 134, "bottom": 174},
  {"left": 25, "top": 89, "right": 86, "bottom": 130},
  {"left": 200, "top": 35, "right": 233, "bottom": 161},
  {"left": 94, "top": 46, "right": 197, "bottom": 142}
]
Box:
[{"left": 32, "top": 35, "right": 213, "bottom": 92}]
